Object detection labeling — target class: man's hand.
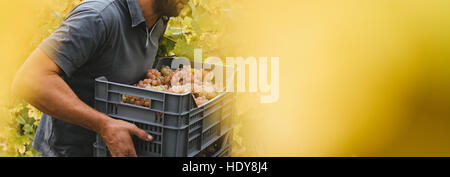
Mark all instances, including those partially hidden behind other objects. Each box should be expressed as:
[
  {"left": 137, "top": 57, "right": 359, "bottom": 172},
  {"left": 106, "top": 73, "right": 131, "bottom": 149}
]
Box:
[{"left": 99, "top": 119, "right": 153, "bottom": 157}]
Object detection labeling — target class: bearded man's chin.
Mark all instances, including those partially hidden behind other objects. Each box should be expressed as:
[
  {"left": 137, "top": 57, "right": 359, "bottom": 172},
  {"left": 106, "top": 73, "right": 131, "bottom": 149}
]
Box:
[{"left": 165, "top": 6, "right": 181, "bottom": 17}]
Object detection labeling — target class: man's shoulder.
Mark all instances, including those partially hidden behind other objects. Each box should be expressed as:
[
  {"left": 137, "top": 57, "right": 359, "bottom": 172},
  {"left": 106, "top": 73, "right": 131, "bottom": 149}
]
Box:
[
  {"left": 76, "top": 0, "right": 117, "bottom": 14},
  {"left": 71, "top": 0, "right": 124, "bottom": 29}
]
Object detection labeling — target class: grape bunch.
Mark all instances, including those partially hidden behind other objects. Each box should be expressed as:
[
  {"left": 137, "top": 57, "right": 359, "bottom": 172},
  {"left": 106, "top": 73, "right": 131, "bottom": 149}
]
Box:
[
  {"left": 122, "top": 94, "right": 150, "bottom": 107},
  {"left": 143, "top": 69, "right": 162, "bottom": 87},
  {"left": 122, "top": 69, "right": 165, "bottom": 107},
  {"left": 123, "top": 65, "right": 219, "bottom": 107},
  {"left": 195, "top": 96, "right": 208, "bottom": 106},
  {"left": 168, "top": 66, "right": 218, "bottom": 99}
]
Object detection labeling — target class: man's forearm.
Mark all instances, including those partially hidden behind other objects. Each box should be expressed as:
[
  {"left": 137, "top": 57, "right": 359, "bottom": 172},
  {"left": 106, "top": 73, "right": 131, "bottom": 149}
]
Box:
[
  {"left": 11, "top": 50, "right": 109, "bottom": 134},
  {"left": 16, "top": 73, "right": 109, "bottom": 133}
]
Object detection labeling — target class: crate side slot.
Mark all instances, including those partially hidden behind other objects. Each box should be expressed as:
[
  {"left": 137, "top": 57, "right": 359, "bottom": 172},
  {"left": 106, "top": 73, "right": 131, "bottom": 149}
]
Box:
[
  {"left": 108, "top": 84, "right": 165, "bottom": 101},
  {"left": 191, "top": 130, "right": 232, "bottom": 157},
  {"left": 202, "top": 108, "right": 222, "bottom": 132},
  {"left": 107, "top": 103, "right": 160, "bottom": 124},
  {"left": 188, "top": 120, "right": 202, "bottom": 134},
  {"left": 133, "top": 137, "right": 163, "bottom": 157},
  {"left": 187, "top": 136, "right": 201, "bottom": 156}
]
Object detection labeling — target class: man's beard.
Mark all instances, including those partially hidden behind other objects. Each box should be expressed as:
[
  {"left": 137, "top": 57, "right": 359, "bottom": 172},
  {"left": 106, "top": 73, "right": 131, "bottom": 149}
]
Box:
[{"left": 154, "top": 0, "right": 180, "bottom": 17}]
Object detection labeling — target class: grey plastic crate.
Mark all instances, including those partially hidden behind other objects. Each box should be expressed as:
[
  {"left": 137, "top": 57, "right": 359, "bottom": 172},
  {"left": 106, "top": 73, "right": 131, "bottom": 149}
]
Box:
[
  {"left": 193, "top": 129, "right": 233, "bottom": 157},
  {"left": 216, "top": 146, "right": 232, "bottom": 157},
  {"left": 93, "top": 57, "right": 235, "bottom": 157},
  {"left": 94, "top": 129, "right": 233, "bottom": 157}
]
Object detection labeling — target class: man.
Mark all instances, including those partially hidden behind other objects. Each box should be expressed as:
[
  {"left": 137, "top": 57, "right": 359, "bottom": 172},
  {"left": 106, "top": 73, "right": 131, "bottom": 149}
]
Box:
[{"left": 11, "top": 0, "right": 189, "bottom": 157}]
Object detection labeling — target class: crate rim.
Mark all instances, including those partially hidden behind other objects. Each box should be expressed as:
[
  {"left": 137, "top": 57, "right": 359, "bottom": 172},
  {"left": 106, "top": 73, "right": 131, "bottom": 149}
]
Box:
[{"left": 96, "top": 76, "right": 191, "bottom": 96}]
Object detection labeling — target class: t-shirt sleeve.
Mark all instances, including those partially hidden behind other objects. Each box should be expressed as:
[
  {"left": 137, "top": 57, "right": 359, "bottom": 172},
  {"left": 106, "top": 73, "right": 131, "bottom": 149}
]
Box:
[{"left": 38, "top": 6, "right": 107, "bottom": 77}]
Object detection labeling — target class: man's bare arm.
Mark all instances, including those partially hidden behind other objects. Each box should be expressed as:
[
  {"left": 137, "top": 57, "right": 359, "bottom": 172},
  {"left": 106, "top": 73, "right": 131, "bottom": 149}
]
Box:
[{"left": 11, "top": 48, "right": 152, "bottom": 157}]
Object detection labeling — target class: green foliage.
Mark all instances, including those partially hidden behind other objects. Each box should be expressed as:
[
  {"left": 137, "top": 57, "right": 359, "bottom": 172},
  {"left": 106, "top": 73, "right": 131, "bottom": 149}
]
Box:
[
  {"left": 156, "top": 37, "right": 176, "bottom": 59},
  {"left": 163, "top": 0, "right": 241, "bottom": 61},
  {"left": 0, "top": 101, "right": 42, "bottom": 157}
]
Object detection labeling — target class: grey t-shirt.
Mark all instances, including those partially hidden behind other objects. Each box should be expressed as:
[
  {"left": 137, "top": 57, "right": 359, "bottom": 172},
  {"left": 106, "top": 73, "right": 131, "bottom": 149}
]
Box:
[{"left": 33, "top": 0, "right": 168, "bottom": 156}]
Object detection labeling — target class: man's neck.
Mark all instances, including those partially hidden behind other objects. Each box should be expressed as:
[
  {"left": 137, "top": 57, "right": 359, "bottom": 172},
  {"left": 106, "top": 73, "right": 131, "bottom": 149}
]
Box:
[{"left": 137, "top": 0, "right": 159, "bottom": 28}]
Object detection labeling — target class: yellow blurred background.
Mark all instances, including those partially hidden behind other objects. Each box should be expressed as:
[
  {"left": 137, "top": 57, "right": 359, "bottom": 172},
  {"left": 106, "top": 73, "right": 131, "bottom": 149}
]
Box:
[
  {"left": 233, "top": 0, "right": 450, "bottom": 156},
  {"left": 2, "top": 0, "right": 450, "bottom": 156}
]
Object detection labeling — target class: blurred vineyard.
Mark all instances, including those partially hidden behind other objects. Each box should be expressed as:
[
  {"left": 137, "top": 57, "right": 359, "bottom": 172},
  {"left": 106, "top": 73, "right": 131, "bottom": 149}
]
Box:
[
  {"left": 0, "top": 0, "right": 250, "bottom": 157},
  {"left": 0, "top": 0, "right": 83, "bottom": 157}
]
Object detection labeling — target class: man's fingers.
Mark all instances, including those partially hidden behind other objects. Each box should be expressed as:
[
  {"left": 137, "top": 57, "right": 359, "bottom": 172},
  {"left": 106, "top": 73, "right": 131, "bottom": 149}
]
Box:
[
  {"left": 109, "top": 142, "right": 138, "bottom": 157},
  {"left": 128, "top": 125, "right": 153, "bottom": 141}
]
